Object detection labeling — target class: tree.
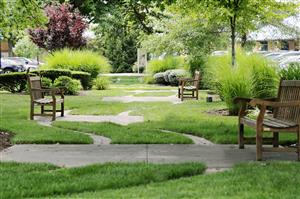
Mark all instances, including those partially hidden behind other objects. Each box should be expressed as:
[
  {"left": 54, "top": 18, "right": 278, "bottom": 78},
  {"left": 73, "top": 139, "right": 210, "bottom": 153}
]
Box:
[
  {"left": 61, "top": 0, "right": 175, "bottom": 72},
  {"left": 29, "top": 3, "right": 88, "bottom": 51},
  {"left": 177, "top": 0, "right": 299, "bottom": 66},
  {"left": 0, "top": 0, "right": 47, "bottom": 56},
  {"left": 90, "top": 8, "right": 140, "bottom": 72},
  {"left": 13, "top": 36, "right": 40, "bottom": 58}
]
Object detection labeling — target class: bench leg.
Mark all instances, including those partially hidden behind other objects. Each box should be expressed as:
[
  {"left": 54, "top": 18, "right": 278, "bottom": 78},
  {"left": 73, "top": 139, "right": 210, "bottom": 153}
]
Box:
[
  {"left": 52, "top": 104, "right": 56, "bottom": 121},
  {"left": 273, "top": 132, "right": 279, "bottom": 147},
  {"left": 41, "top": 105, "right": 44, "bottom": 114},
  {"left": 256, "top": 129, "right": 263, "bottom": 161},
  {"left": 238, "top": 123, "right": 244, "bottom": 149},
  {"left": 30, "top": 102, "right": 34, "bottom": 120},
  {"left": 180, "top": 89, "right": 184, "bottom": 101},
  {"left": 178, "top": 88, "right": 180, "bottom": 98},
  {"left": 297, "top": 129, "right": 300, "bottom": 161},
  {"left": 195, "top": 90, "right": 199, "bottom": 100},
  {"left": 61, "top": 102, "right": 64, "bottom": 117}
]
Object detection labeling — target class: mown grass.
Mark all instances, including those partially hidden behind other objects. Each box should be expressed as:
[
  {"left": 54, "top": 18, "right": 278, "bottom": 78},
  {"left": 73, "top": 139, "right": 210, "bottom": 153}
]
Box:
[
  {"left": 54, "top": 122, "right": 193, "bottom": 144},
  {"left": 133, "top": 91, "right": 176, "bottom": 97},
  {"left": 0, "top": 93, "right": 92, "bottom": 144},
  {"left": 1, "top": 82, "right": 297, "bottom": 144},
  {"left": 55, "top": 162, "right": 300, "bottom": 199},
  {"left": 0, "top": 162, "right": 205, "bottom": 199}
]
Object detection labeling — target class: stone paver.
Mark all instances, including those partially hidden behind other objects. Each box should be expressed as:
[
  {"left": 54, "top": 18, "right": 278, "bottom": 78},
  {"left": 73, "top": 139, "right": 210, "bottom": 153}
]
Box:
[
  {"left": 126, "top": 90, "right": 177, "bottom": 94},
  {"left": 1, "top": 144, "right": 297, "bottom": 169},
  {"left": 36, "top": 111, "right": 144, "bottom": 126},
  {"left": 103, "top": 95, "right": 182, "bottom": 104}
]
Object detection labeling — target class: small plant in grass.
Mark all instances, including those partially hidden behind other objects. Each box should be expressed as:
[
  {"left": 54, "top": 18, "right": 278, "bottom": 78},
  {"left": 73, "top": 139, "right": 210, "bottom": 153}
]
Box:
[
  {"left": 280, "top": 62, "right": 300, "bottom": 80},
  {"left": 93, "top": 77, "right": 110, "bottom": 90},
  {"left": 53, "top": 76, "right": 81, "bottom": 95},
  {"left": 44, "top": 49, "right": 110, "bottom": 78}
]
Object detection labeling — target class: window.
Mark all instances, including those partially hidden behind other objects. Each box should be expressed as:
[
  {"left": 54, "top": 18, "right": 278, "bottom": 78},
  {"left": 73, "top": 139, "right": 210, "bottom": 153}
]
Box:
[
  {"left": 280, "top": 40, "right": 289, "bottom": 50},
  {"left": 260, "top": 41, "right": 268, "bottom": 51}
]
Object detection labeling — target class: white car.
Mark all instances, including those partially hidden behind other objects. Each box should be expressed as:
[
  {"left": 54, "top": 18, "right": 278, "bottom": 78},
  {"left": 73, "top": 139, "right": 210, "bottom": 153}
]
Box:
[
  {"left": 6, "top": 57, "right": 40, "bottom": 71},
  {"left": 279, "top": 55, "right": 300, "bottom": 68}
]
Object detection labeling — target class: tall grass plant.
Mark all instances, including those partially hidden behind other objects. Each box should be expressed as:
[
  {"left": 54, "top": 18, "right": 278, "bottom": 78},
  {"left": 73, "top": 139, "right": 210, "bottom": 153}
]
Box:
[
  {"left": 205, "top": 50, "right": 279, "bottom": 115},
  {"left": 44, "top": 49, "right": 110, "bottom": 78}
]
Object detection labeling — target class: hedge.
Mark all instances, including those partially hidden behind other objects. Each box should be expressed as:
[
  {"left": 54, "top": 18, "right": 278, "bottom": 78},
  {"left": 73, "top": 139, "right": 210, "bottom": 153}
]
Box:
[
  {"left": 32, "top": 69, "right": 72, "bottom": 83},
  {"left": 32, "top": 69, "right": 92, "bottom": 90},
  {"left": 0, "top": 72, "right": 29, "bottom": 93},
  {"left": 71, "top": 71, "right": 91, "bottom": 90}
]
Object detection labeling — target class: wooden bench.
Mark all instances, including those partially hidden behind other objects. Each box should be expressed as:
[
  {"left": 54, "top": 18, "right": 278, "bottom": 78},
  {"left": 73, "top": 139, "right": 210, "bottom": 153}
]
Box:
[
  {"left": 178, "top": 71, "right": 200, "bottom": 101},
  {"left": 27, "top": 75, "right": 64, "bottom": 121},
  {"left": 235, "top": 80, "right": 300, "bottom": 161}
]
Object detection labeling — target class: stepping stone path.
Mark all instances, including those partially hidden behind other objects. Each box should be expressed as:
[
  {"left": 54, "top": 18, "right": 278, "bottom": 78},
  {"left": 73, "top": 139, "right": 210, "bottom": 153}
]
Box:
[
  {"left": 36, "top": 111, "right": 144, "bottom": 126},
  {"left": 103, "top": 95, "right": 182, "bottom": 104}
]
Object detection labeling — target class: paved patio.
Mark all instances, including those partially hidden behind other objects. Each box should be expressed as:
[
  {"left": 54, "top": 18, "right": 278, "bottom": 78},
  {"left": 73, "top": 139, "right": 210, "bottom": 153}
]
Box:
[{"left": 1, "top": 144, "right": 297, "bottom": 168}]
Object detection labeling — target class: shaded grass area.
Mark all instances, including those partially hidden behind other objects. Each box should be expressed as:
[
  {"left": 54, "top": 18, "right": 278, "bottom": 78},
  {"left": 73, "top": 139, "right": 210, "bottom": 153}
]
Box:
[
  {"left": 0, "top": 162, "right": 205, "bottom": 199},
  {"left": 53, "top": 122, "right": 192, "bottom": 144},
  {"left": 0, "top": 94, "right": 92, "bottom": 144},
  {"left": 57, "top": 162, "right": 300, "bottom": 199}
]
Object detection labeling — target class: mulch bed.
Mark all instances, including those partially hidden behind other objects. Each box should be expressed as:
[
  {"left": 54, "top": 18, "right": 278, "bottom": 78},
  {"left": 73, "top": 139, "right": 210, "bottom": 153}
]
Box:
[{"left": 0, "top": 132, "right": 12, "bottom": 151}]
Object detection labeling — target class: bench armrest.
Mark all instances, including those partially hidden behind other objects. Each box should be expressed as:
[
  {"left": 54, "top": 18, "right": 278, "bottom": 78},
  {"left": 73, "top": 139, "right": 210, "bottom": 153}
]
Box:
[{"left": 250, "top": 99, "right": 300, "bottom": 107}]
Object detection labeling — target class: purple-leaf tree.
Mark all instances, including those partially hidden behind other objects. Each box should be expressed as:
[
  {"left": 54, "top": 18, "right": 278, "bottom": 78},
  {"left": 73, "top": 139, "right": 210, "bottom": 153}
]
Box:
[{"left": 29, "top": 4, "right": 88, "bottom": 51}]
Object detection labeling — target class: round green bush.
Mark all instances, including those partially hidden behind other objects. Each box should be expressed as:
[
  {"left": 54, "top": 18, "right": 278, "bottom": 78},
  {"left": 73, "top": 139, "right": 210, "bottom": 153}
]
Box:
[
  {"left": 53, "top": 76, "right": 81, "bottom": 95},
  {"left": 153, "top": 72, "right": 166, "bottom": 84},
  {"left": 44, "top": 49, "right": 110, "bottom": 78},
  {"left": 93, "top": 77, "right": 110, "bottom": 90},
  {"left": 168, "top": 69, "right": 188, "bottom": 86},
  {"left": 41, "top": 77, "right": 52, "bottom": 88}
]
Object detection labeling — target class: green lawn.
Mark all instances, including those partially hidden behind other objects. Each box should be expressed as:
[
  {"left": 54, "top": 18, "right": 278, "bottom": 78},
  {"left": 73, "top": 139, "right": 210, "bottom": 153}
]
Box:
[
  {"left": 0, "top": 162, "right": 205, "bottom": 199},
  {"left": 52, "top": 162, "right": 300, "bottom": 199},
  {"left": 133, "top": 91, "right": 176, "bottom": 97},
  {"left": 1, "top": 82, "right": 296, "bottom": 144}
]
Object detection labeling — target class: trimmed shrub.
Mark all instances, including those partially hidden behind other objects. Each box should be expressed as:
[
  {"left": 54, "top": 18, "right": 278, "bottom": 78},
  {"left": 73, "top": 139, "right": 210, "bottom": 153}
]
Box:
[
  {"left": 41, "top": 77, "right": 52, "bottom": 88},
  {"left": 163, "top": 70, "right": 172, "bottom": 83},
  {"left": 0, "top": 72, "right": 28, "bottom": 93},
  {"left": 148, "top": 56, "right": 188, "bottom": 74},
  {"left": 144, "top": 76, "right": 155, "bottom": 84},
  {"left": 280, "top": 62, "right": 300, "bottom": 80},
  {"left": 53, "top": 76, "right": 81, "bottom": 95},
  {"left": 71, "top": 71, "right": 92, "bottom": 90},
  {"left": 44, "top": 49, "right": 110, "bottom": 78},
  {"left": 93, "top": 77, "right": 110, "bottom": 90},
  {"left": 205, "top": 51, "right": 279, "bottom": 115},
  {"left": 153, "top": 72, "right": 166, "bottom": 84},
  {"left": 33, "top": 69, "right": 72, "bottom": 83},
  {"left": 168, "top": 69, "right": 188, "bottom": 86}
]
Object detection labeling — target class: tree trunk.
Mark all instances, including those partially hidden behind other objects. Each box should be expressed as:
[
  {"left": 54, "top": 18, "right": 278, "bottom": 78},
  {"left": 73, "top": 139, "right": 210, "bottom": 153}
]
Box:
[
  {"left": 8, "top": 38, "right": 13, "bottom": 57},
  {"left": 241, "top": 33, "right": 247, "bottom": 48},
  {"left": 230, "top": 16, "right": 236, "bottom": 67}
]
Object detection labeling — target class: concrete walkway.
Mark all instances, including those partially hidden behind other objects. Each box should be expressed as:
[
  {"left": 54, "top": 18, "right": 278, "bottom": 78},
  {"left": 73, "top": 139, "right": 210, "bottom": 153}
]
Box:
[{"left": 1, "top": 144, "right": 297, "bottom": 168}]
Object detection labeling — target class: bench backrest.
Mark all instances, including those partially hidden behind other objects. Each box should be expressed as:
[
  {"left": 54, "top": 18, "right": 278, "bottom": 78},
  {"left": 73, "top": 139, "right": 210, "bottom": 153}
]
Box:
[
  {"left": 274, "top": 80, "right": 300, "bottom": 123},
  {"left": 194, "top": 71, "right": 200, "bottom": 88},
  {"left": 27, "top": 75, "right": 43, "bottom": 100}
]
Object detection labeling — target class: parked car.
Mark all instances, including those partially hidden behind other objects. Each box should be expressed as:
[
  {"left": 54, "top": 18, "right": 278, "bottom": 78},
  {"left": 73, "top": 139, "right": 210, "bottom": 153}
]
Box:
[
  {"left": 0, "top": 59, "right": 25, "bottom": 73},
  {"left": 5, "top": 57, "right": 39, "bottom": 70},
  {"left": 279, "top": 56, "right": 300, "bottom": 68}
]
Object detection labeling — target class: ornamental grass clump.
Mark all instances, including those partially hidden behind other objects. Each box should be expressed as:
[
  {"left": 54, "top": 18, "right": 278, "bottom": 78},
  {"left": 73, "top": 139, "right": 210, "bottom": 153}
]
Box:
[
  {"left": 44, "top": 49, "right": 110, "bottom": 78},
  {"left": 205, "top": 51, "right": 279, "bottom": 115}
]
